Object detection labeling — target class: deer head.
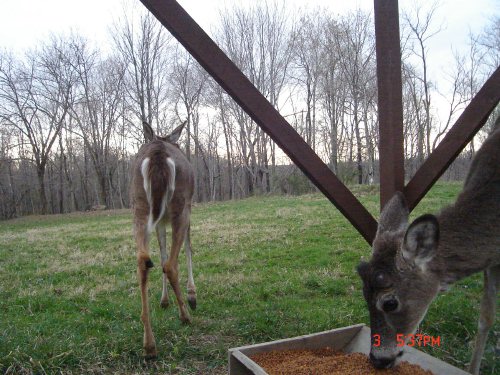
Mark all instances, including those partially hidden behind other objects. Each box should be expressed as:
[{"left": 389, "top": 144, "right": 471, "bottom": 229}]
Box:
[
  {"left": 142, "top": 120, "right": 186, "bottom": 145},
  {"left": 357, "top": 192, "right": 442, "bottom": 369}
]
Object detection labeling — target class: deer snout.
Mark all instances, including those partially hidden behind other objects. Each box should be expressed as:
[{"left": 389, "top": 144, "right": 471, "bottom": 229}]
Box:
[{"left": 369, "top": 351, "right": 402, "bottom": 369}]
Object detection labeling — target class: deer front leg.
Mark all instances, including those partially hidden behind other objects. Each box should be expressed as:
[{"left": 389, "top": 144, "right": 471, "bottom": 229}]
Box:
[
  {"left": 185, "top": 222, "right": 197, "bottom": 310},
  {"left": 469, "top": 266, "right": 499, "bottom": 375},
  {"left": 156, "top": 220, "right": 169, "bottom": 308},
  {"left": 165, "top": 210, "right": 191, "bottom": 324},
  {"left": 135, "top": 221, "right": 157, "bottom": 359}
]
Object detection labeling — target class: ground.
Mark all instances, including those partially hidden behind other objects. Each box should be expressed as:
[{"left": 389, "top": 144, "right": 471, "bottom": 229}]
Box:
[{"left": 0, "top": 183, "right": 498, "bottom": 374}]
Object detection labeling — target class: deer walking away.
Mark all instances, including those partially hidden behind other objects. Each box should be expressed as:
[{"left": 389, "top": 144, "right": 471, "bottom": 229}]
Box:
[
  {"left": 358, "top": 116, "right": 500, "bottom": 374},
  {"left": 130, "top": 121, "right": 196, "bottom": 358}
]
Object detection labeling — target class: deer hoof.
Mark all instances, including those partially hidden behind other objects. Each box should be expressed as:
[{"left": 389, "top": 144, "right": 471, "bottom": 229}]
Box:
[
  {"left": 180, "top": 313, "right": 192, "bottom": 325},
  {"left": 144, "top": 345, "right": 157, "bottom": 360},
  {"left": 160, "top": 299, "right": 169, "bottom": 309},
  {"left": 187, "top": 295, "right": 197, "bottom": 310}
]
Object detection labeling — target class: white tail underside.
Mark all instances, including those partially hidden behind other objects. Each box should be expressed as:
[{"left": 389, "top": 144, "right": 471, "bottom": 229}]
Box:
[{"left": 141, "top": 157, "right": 176, "bottom": 233}]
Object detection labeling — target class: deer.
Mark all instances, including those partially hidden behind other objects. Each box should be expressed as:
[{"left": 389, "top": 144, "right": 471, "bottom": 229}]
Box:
[
  {"left": 130, "top": 121, "right": 196, "bottom": 359},
  {"left": 357, "top": 116, "right": 500, "bottom": 375}
]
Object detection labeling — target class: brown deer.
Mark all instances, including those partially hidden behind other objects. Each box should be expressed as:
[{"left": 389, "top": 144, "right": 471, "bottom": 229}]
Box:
[
  {"left": 357, "top": 116, "right": 500, "bottom": 374},
  {"left": 130, "top": 121, "right": 196, "bottom": 358}
]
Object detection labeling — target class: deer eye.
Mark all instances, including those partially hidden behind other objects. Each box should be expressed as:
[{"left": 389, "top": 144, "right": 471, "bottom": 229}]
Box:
[
  {"left": 382, "top": 298, "right": 399, "bottom": 312},
  {"left": 373, "top": 271, "right": 392, "bottom": 289}
]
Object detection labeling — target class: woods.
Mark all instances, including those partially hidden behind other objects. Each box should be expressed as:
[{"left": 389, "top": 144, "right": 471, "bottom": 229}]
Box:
[{"left": 0, "top": 1, "right": 498, "bottom": 219}]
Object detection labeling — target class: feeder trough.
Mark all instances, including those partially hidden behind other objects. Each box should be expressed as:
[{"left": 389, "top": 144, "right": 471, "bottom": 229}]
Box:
[{"left": 228, "top": 324, "right": 470, "bottom": 375}]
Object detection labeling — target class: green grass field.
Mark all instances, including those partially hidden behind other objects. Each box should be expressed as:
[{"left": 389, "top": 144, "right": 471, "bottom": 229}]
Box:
[{"left": 0, "top": 183, "right": 498, "bottom": 374}]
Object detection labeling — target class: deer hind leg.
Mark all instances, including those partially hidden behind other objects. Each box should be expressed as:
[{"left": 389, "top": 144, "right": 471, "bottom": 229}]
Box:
[
  {"left": 469, "top": 266, "right": 499, "bottom": 375},
  {"left": 156, "top": 219, "right": 169, "bottom": 308},
  {"left": 185, "top": 222, "right": 197, "bottom": 310},
  {"left": 135, "top": 220, "right": 157, "bottom": 358},
  {"left": 164, "top": 209, "right": 191, "bottom": 324}
]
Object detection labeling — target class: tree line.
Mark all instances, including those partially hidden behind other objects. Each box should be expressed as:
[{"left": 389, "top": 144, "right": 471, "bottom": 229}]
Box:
[{"left": 0, "top": 1, "right": 498, "bottom": 219}]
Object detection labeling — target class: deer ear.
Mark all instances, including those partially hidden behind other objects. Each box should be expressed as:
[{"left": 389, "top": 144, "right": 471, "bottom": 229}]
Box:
[
  {"left": 356, "top": 261, "right": 370, "bottom": 279},
  {"left": 403, "top": 214, "right": 439, "bottom": 270},
  {"left": 167, "top": 121, "right": 187, "bottom": 143},
  {"left": 377, "top": 192, "right": 409, "bottom": 236},
  {"left": 142, "top": 121, "right": 155, "bottom": 142}
]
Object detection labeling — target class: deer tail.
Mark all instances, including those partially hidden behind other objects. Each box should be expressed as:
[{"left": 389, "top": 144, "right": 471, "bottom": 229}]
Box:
[{"left": 141, "top": 152, "right": 176, "bottom": 233}]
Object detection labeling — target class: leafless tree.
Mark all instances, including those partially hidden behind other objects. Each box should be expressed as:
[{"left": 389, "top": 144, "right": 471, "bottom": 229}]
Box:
[
  {"left": 66, "top": 36, "right": 125, "bottom": 208},
  {"left": 319, "top": 16, "right": 346, "bottom": 175},
  {"left": 333, "top": 10, "right": 376, "bottom": 184},
  {"left": 433, "top": 34, "right": 484, "bottom": 152},
  {"left": 216, "top": 1, "right": 295, "bottom": 194},
  {"left": 170, "top": 47, "right": 207, "bottom": 161},
  {"left": 0, "top": 124, "right": 18, "bottom": 218},
  {"left": 478, "top": 15, "right": 500, "bottom": 72},
  {"left": 401, "top": 1, "right": 442, "bottom": 164},
  {"left": 112, "top": 9, "right": 171, "bottom": 141},
  {"left": 207, "top": 82, "right": 236, "bottom": 199},
  {"left": 291, "top": 10, "right": 325, "bottom": 151},
  {"left": 0, "top": 38, "right": 75, "bottom": 214}
]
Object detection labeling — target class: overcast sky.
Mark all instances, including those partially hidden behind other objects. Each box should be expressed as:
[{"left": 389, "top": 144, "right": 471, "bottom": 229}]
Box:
[
  {"left": 0, "top": 0, "right": 498, "bottom": 91},
  {"left": 1, "top": 1, "right": 497, "bottom": 48}
]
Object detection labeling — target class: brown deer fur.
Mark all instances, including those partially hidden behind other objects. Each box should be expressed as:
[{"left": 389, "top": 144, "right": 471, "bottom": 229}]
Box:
[
  {"left": 358, "top": 116, "right": 500, "bottom": 374},
  {"left": 130, "top": 121, "right": 195, "bottom": 358}
]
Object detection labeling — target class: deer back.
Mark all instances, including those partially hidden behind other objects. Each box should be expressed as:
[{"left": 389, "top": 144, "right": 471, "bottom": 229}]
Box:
[
  {"left": 131, "top": 137, "right": 194, "bottom": 227},
  {"left": 434, "top": 120, "right": 500, "bottom": 278}
]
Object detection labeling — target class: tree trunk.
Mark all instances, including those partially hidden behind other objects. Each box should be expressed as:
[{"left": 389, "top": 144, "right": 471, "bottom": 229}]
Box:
[
  {"left": 222, "top": 116, "right": 233, "bottom": 200},
  {"left": 354, "top": 101, "right": 363, "bottom": 184},
  {"left": 8, "top": 160, "right": 17, "bottom": 218},
  {"left": 96, "top": 170, "right": 108, "bottom": 208},
  {"left": 83, "top": 147, "right": 90, "bottom": 209},
  {"left": 37, "top": 165, "right": 48, "bottom": 215},
  {"left": 58, "top": 136, "right": 64, "bottom": 213}
]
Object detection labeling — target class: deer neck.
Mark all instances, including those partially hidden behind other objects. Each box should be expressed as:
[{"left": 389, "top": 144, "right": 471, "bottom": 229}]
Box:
[{"left": 430, "top": 201, "right": 500, "bottom": 289}]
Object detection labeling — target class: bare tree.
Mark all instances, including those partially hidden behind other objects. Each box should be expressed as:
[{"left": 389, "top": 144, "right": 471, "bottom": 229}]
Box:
[
  {"left": 402, "top": 1, "right": 442, "bottom": 164},
  {"left": 0, "top": 124, "right": 18, "bottom": 218},
  {"left": 216, "top": 1, "right": 295, "bottom": 194},
  {"left": 333, "top": 10, "right": 376, "bottom": 184},
  {"left": 0, "top": 38, "right": 75, "bottom": 214},
  {"left": 320, "top": 16, "right": 347, "bottom": 175},
  {"left": 478, "top": 15, "right": 500, "bottom": 72},
  {"left": 433, "top": 35, "right": 484, "bottom": 152},
  {"left": 291, "top": 10, "right": 325, "bottom": 151},
  {"left": 67, "top": 36, "right": 125, "bottom": 208},
  {"left": 112, "top": 9, "right": 171, "bottom": 140},
  {"left": 208, "top": 82, "right": 236, "bottom": 199},
  {"left": 170, "top": 47, "right": 207, "bottom": 161}
]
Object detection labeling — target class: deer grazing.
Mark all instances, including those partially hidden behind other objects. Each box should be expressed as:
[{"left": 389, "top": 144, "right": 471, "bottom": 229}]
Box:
[
  {"left": 130, "top": 121, "right": 196, "bottom": 358},
  {"left": 357, "top": 116, "right": 500, "bottom": 374}
]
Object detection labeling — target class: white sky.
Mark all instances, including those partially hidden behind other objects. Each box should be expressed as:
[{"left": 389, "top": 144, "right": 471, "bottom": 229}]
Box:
[
  {"left": 0, "top": 0, "right": 497, "bottom": 52},
  {"left": 0, "top": 0, "right": 498, "bottom": 105}
]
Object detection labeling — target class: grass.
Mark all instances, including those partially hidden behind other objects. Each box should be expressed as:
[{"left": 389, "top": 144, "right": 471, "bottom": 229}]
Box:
[{"left": 0, "top": 182, "right": 498, "bottom": 374}]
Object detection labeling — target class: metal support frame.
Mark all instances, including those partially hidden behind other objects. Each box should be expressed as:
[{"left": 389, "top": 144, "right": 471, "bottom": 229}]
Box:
[
  {"left": 374, "top": 0, "right": 405, "bottom": 210},
  {"left": 139, "top": 0, "right": 499, "bottom": 244}
]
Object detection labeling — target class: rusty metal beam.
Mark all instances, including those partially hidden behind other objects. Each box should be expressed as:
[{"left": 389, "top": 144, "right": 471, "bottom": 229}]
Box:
[
  {"left": 139, "top": 0, "right": 378, "bottom": 243},
  {"left": 374, "top": 0, "right": 405, "bottom": 210},
  {"left": 405, "top": 66, "right": 500, "bottom": 210}
]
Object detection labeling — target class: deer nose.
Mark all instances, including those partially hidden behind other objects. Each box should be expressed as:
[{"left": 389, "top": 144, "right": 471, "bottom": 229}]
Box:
[{"left": 369, "top": 353, "right": 396, "bottom": 369}]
